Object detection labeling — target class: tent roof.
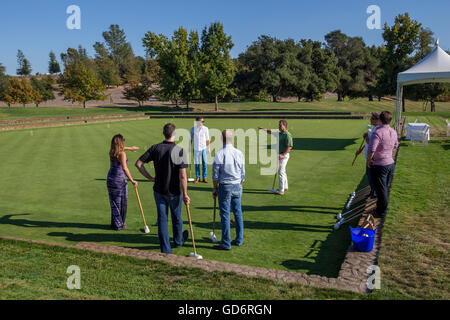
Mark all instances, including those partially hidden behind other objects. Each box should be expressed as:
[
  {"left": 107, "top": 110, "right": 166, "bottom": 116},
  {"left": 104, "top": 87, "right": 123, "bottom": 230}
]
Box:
[{"left": 397, "top": 44, "right": 450, "bottom": 85}]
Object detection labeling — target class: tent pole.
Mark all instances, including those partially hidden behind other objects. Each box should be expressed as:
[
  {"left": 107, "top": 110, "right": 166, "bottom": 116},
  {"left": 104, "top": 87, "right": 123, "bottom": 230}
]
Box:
[{"left": 395, "top": 83, "right": 403, "bottom": 130}]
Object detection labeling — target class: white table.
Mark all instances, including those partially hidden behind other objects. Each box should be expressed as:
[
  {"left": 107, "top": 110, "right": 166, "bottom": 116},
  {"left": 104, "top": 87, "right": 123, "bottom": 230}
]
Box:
[{"left": 406, "top": 123, "right": 430, "bottom": 142}]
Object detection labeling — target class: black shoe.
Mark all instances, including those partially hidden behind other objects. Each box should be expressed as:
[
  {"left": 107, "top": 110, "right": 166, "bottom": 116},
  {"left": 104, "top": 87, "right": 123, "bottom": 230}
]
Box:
[
  {"left": 213, "top": 245, "right": 231, "bottom": 251},
  {"left": 183, "top": 230, "right": 189, "bottom": 242},
  {"left": 231, "top": 240, "right": 242, "bottom": 247}
]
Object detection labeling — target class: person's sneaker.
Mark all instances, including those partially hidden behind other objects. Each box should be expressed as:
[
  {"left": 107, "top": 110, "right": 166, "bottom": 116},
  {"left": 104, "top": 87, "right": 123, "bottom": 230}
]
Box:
[
  {"left": 203, "top": 179, "right": 208, "bottom": 183},
  {"left": 183, "top": 230, "right": 189, "bottom": 242},
  {"left": 213, "top": 245, "right": 231, "bottom": 251},
  {"left": 194, "top": 179, "right": 200, "bottom": 184},
  {"left": 277, "top": 190, "right": 285, "bottom": 195}
]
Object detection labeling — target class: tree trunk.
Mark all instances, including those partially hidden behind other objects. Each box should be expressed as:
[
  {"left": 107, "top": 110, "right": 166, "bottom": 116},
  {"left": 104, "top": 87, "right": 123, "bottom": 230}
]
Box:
[
  {"left": 272, "top": 95, "right": 277, "bottom": 103},
  {"left": 337, "top": 92, "right": 342, "bottom": 101},
  {"left": 83, "top": 101, "right": 86, "bottom": 109},
  {"left": 186, "top": 100, "right": 189, "bottom": 110},
  {"left": 215, "top": 96, "right": 218, "bottom": 112},
  {"left": 368, "top": 95, "right": 373, "bottom": 101},
  {"left": 402, "top": 95, "right": 406, "bottom": 112},
  {"left": 430, "top": 98, "right": 435, "bottom": 112},
  {"left": 378, "top": 96, "right": 381, "bottom": 102}
]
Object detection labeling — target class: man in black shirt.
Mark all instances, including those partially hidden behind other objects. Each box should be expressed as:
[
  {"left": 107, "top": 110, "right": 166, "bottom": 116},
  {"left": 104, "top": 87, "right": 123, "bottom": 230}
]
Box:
[{"left": 135, "top": 123, "right": 190, "bottom": 254}]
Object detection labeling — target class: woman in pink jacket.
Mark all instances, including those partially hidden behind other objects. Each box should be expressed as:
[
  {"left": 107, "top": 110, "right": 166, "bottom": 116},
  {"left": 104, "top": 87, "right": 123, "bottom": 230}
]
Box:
[{"left": 367, "top": 111, "right": 398, "bottom": 218}]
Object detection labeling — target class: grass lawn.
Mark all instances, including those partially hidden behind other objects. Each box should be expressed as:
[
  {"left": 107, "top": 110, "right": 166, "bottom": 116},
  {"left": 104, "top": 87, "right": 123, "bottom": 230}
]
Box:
[
  {"left": 0, "top": 237, "right": 363, "bottom": 300},
  {"left": 0, "top": 118, "right": 369, "bottom": 278},
  {"left": 0, "top": 115, "right": 448, "bottom": 299},
  {"left": 371, "top": 136, "right": 449, "bottom": 299},
  {"left": 1, "top": 98, "right": 450, "bottom": 121}
]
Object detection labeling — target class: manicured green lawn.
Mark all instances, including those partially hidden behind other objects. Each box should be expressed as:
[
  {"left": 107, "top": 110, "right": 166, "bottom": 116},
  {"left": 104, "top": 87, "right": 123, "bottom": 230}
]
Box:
[
  {"left": 0, "top": 118, "right": 368, "bottom": 277},
  {"left": 1, "top": 98, "right": 449, "bottom": 120},
  {"left": 0, "top": 116, "right": 447, "bottom": 300}
]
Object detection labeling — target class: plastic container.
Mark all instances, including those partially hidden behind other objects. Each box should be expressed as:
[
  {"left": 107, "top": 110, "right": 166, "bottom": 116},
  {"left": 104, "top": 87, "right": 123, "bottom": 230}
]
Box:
[{"left": 349, "top": 227, "right": 377, "bottom": 252}]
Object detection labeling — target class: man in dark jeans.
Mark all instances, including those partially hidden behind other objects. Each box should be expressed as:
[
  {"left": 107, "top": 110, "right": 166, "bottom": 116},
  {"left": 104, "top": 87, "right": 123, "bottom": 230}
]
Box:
[
  {"left": 135, "top": 123, "right": 190, "bottom": 254},
  {"left": 367, "top": 111, "right": 398, "bottom": 218}
]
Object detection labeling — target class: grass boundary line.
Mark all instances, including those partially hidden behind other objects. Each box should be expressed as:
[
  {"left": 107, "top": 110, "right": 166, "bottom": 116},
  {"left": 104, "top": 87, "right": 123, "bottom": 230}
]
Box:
[{"left": 0, "top": 116, "right": 150, "bottom": 132}]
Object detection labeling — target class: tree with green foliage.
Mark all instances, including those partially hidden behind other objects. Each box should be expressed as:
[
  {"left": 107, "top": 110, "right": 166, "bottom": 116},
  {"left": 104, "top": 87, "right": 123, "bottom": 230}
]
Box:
[
  {"left": 295, "top": 40, "right": 340, "bottom": 101},
  {"left": 0, "top": 63, "right": 9, "bottom": 104},
  {"left": 48, "top": 51, "right": 61, "bottom": 74},
  {"left": 93, "top": 42, "right": 120, "bottom": 87},
  {"left": 58, "top": 62, "right": 106, "bottom": 108},
  {"left": 30, "top": 76, "right": 55, "bottom": 106},
  {"left": 325, "top": 30, "right": 374, "bottom": 101},
  {"left": 60, "top": 46, "right": 92, "bottom": 69},
  {"left": 101, "top": 24, "right": 138, "bottom": 83},
  {"left": 122, "top": 79, "right": 153, "bottom": 106},
  {"left": 16, "top": 50, "right": 32, "bottom": 76},
  {"left": 377, "top": 13, "right": 422, "bottom": 111},
  {"left": 200, "top": 22, "right": 235, "bottom": 111},
  {"left": 142, "top": 27, "right": 201, "bottom": 109},
  {"left": 238, "top": 36, "right": 302, "bottom": 102}
]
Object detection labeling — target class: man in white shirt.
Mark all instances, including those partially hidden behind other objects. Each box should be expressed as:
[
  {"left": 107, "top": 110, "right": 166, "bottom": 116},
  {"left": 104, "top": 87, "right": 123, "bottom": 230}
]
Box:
[
  {"left": 212, "top": 130, "right": 245, "bottom": 250},
  {"left": 190, "top": 117, "right": 210, "bottom": 183}
]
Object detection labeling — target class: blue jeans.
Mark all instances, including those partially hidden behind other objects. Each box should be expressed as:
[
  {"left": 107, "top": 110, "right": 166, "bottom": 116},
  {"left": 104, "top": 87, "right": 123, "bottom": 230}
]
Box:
[
  {"left": 153, "top": 192, "right": 184, "bottom": 254},
  {"left": 218, "top": 184, "right": 244, "bottom": 249},
  {"left": 193, "top": 149, "right": 207, "bottom": 180}
]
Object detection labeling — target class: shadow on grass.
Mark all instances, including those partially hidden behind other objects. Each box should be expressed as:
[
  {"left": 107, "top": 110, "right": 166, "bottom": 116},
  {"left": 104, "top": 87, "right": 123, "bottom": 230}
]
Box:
[
  {"left": 278, "top": 174, "right": 368, "bottom": 277},
  {"left": 194, "top": 204, "right": 339, "bottom": 215},
  {"left": 293, "top": 138, "right": 357, "bottom": 151},
  {"left": 247, "top": 108, "right": 320, "bottom": 112},
  {"left": 47, "top": 231, "right": 161, "bottom": 250},
  {"left": 192, "top": 219, "right": 331, "bottom": 233},
  {"left": 0, "top": 214, "right": 110, "bottom": 230},
  {"left": 97, "top": 105, "right": 181, "bottom": 113}
]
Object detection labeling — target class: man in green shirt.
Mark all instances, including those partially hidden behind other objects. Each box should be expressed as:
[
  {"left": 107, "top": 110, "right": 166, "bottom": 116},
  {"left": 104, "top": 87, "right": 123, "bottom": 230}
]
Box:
[{"left": 258, "top": 120, "right": 293, "bottom": 195}]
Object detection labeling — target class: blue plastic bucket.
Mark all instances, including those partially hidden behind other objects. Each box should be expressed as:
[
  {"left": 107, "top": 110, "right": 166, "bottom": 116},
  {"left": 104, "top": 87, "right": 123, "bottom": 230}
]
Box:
[{"left": 349, "top": 227, "right": 377, "bottom": 252}]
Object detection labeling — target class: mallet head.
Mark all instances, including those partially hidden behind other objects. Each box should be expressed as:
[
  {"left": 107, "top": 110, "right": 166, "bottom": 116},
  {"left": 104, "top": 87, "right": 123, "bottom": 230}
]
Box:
[{"left": 189, "top": 252, "right": 203, "bottom": 259}]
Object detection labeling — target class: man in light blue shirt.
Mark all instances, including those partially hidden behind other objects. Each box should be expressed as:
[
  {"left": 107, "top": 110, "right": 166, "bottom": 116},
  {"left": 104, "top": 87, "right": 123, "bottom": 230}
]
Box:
[{"left": 212, "top": 130, "right": 245, "bottom": 250}]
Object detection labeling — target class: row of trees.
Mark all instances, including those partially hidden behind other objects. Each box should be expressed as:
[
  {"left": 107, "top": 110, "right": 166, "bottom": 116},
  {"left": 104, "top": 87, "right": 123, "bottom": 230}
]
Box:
[
  {"left": 1, "top": 14, "right": 449, "bottom": 110},
  {"left": 0, "top": 66, "right": 54, "bottom": 107}
]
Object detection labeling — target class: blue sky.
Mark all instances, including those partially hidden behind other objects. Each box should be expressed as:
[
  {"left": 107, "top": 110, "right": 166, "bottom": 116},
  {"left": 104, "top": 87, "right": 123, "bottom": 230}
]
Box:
[{"left": 1, "top": 0, "right": 449, "bottom": 75}]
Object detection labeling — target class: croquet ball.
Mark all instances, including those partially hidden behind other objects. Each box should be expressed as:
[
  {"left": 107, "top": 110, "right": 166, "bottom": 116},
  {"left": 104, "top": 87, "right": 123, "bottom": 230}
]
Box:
[{"left": 362, "top": 234, "right": 369, "bottom": 237}]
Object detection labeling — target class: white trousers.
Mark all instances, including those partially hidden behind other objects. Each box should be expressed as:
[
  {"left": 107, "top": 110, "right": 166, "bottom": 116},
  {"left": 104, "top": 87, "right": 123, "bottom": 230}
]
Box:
[{"left": 278, "top": 153, "right": 290, "bottom": 192}]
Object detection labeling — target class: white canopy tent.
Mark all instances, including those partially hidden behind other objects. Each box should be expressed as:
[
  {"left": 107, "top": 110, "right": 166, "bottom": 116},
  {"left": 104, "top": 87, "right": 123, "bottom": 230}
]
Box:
[{"left": 395, "top": 40, "right": 450, "bottom": 128}]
